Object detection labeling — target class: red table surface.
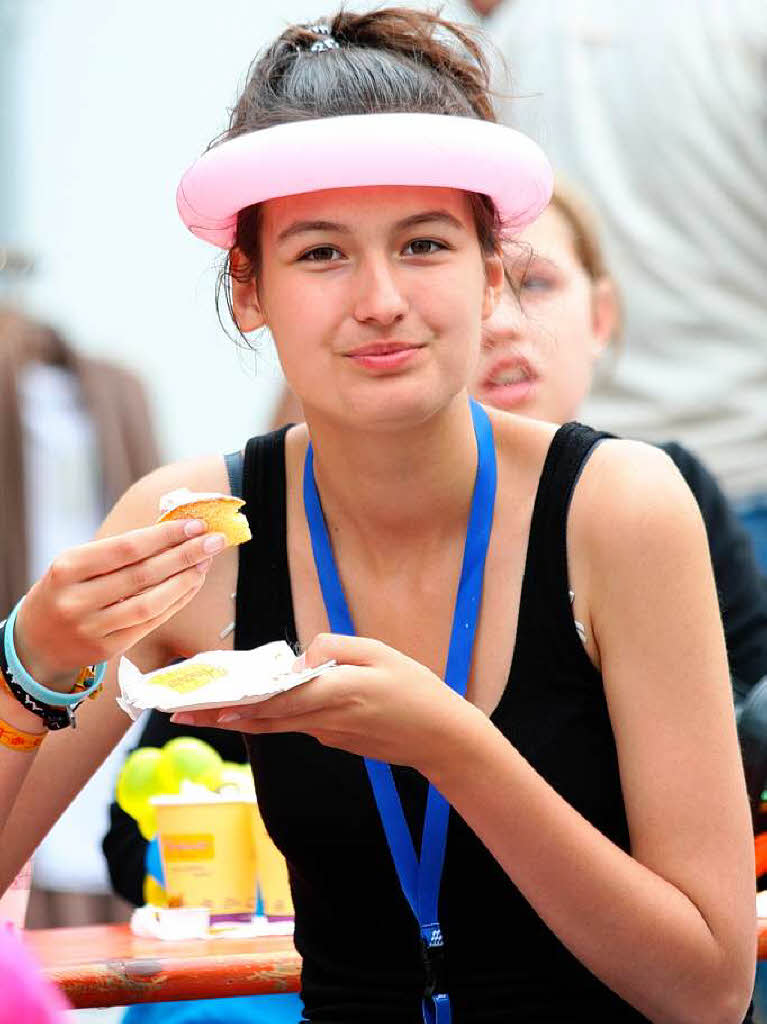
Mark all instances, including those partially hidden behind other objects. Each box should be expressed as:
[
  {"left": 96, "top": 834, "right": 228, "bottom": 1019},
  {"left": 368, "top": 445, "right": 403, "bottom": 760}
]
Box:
[
  {"left": 23, "top": 923, "right": 301, "bottom": 1009},
  {"left": 22, "top": 920, "right": 767, "bottom": 1009}
]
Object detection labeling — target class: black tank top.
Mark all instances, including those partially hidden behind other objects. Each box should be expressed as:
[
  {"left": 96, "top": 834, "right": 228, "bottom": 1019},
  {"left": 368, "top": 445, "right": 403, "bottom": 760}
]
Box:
[{"left": 235, "top": 423, "right": 649, "bottom": 1023}]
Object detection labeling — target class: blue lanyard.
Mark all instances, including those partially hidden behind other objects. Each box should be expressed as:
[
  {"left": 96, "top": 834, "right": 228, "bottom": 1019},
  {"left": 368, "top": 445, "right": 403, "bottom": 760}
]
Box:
[{"left": 303, "top": 398, "right": 497, "bottom": 1024}]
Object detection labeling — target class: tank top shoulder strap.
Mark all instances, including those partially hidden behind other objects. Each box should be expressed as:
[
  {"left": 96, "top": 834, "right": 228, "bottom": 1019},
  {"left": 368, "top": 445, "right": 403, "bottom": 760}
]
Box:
[
  {"left": 224, "top": 449, "right": 244, "bottom": 499},
  {"left": 514, "top": 421, "right": 613, "bottom": 674},
  {"left": 233, "top": 425, "right": 297, "bottom": 652}
]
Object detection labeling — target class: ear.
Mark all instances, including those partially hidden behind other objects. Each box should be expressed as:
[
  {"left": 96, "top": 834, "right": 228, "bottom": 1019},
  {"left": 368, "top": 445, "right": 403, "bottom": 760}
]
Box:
[
  {"left": 481, "top": 254, "right": 504, "bottom": 321},
  {"left": 590, "top": 276, "right": 620, "bottom": 358},
  {"left": 230, "top": 249, "right": 267, "bottom": 333}
]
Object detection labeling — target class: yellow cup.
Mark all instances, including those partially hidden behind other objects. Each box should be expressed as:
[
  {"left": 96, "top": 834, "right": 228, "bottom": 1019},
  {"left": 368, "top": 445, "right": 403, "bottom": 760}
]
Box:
[
  {"left": 152, "top": 795, "right": 258, "bottom": 918},
  {"left": 252, "top": 809, "right": 294, "bottom": 920}
]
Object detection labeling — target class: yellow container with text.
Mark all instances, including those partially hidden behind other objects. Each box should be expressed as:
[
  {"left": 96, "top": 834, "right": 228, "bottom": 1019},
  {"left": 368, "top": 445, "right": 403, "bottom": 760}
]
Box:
[
  {"left": 252, "top": 810, "right": 294, "bottom": 920},
  {"left": 152, "top": 795, "right": 257, "bottom": 919}
]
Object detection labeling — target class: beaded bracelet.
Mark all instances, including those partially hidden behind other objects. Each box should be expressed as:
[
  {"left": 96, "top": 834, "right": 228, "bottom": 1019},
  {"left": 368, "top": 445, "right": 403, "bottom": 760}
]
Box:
[
  {"left": 0, "top": 599, "right": 106, "bottom": 730},
  {"left": 0, "top": 636, "right": 70, "bottom": 731}
]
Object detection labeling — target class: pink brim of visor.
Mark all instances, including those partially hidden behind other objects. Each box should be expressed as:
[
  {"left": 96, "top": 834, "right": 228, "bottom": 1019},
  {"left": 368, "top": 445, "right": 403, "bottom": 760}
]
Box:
[{"left": 176, "top": 112, "right": 553, "bottom": 249}]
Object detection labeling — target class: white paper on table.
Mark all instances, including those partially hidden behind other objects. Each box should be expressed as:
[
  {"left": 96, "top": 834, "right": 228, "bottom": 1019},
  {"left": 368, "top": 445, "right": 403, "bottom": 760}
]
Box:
[
  {"left": 130, "top": 905, "right": 210, "bottom": 941},
  {"left": 116, "top": 641, "right": 335, "bottom": 720},
  {"left": 756, "top": 891, "right": 767, "bottom": 919},
  {"left": 130, "top": 906, "right": 294, "bottom": 941}
]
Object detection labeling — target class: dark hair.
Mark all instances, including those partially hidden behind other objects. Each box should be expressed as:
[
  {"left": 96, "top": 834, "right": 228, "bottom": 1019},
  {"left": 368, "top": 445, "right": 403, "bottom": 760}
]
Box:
[{"left": 215, "top": 7, "right": 502, "bottom": 338}]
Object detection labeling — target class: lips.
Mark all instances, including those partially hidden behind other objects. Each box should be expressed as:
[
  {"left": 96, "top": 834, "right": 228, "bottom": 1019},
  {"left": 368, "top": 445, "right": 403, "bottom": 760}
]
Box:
[
  {"left": 343, "top": 340, "right": 426, "bottom": 374},
  {"left": 478, "top": 356, "right": 538, "bottom": 410},
  {"left": 345, "top": 341, "right": 423, "bottom": 358},
  {"left": 487, "top": 366, "right": 531, "bottom": 387},
  {"left": 481, "top": 355, "right": 536, "bottom": 390}
]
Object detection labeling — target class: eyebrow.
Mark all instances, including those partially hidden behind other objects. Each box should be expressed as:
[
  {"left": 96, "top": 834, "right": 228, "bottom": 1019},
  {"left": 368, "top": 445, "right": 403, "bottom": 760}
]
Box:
[
  {"left": 395, "top": 210, "right": 466, "bottom": 232},
  {"left": 275, "top": 209, "right": 466, "bottom": 245},
  {"left": 275, "top": 220, "right": 352, "bottom": 244},
  {"left": 503, "top": 251, "right": 557, "bottom": 272}
]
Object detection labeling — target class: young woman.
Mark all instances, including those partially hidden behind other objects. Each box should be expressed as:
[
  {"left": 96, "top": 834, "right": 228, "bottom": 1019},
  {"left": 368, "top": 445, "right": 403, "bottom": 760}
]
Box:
[{"left": 0, "top": 10, "right": 756, "bottom": 1022}]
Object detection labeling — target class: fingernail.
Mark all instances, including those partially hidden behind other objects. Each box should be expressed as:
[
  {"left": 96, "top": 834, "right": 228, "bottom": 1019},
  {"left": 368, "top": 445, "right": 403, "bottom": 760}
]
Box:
[
  {"left": 195, "top": 557, "right": 212, "bottom": 574},
  {"left": 203, "top": 534, "right": 226, "bottom": 554},
  {"left": 218, "top": 711, "right": 242, "bottom": 723},
  {"left": 292, "top": 652, "right": 306, "bottom": 672},
  {"left": 184, "top": 519, "right": 205, "bottom": 537}
]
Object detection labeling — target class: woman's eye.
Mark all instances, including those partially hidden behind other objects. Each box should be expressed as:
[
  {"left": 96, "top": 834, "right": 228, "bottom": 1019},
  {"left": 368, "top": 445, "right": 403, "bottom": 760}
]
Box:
[
  {"left": 299, "top": 246, "right": 343, "bottom": 262},
  {"left": 404, "top": 239, "right": 445, "bottom": 256},
  {"left": 521, "top": 274, "right": 555, "bottom": 293}
]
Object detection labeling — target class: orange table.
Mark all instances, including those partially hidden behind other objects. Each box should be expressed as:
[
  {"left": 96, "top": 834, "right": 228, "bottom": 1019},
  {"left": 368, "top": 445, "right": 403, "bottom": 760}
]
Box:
[
  {"left": 23, "top": 920, "right": 767, "bottom": 1008},
  {"left": 24, "top": 924, "right": 301, "bottom": 1009}
]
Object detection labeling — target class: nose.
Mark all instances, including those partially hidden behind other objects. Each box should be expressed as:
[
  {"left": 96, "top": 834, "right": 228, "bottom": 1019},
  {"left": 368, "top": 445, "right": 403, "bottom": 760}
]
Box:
[
  {"left": 352, "top": 255, "right": 408, "bottom": 326},
  {"left": 481, "top": 289, "right": 524, "bottom": 350}
]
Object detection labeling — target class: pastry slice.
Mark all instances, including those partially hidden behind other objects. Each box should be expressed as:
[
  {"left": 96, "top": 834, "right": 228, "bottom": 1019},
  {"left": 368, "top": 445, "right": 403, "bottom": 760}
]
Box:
[{"left": 157, "top": 488, "right": 251, "bottom": 547}]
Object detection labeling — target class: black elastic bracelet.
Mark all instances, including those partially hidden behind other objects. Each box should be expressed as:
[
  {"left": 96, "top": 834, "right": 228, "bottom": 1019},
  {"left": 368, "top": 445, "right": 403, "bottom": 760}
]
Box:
[{"left": 0, "top": 618, "right": 72, "bottom": 731}]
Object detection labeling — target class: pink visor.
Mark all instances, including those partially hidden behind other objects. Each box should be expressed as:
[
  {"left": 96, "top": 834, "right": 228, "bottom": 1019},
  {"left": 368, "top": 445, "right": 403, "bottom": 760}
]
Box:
[{"left": 176, "top": 112, "right": 553, "bottom": 248}]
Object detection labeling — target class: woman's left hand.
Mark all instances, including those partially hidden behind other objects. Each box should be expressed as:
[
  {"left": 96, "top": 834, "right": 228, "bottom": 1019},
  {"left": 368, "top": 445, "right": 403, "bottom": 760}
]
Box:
[{"left": 171, "top": 633, "right": 476, "bottom": 774}]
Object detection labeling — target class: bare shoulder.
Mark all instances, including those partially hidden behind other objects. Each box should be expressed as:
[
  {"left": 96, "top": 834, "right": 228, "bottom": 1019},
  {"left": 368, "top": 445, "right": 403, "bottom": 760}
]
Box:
[
  {"left": 567, "top": 438, "right": 713, "bottom": 670},
  {"left": 569, "top": 437, "right": 704, "bottom": 559},
  {"left": 98, "top": 454, "right": 231, "bottom": 540},
  {"left": 283, "top": 421, "right": 310, "bottom": 466}
]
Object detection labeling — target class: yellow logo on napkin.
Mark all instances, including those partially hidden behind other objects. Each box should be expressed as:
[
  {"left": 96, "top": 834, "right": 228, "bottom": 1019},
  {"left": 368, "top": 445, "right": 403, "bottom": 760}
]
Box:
[{"left": 149, "top": 664, "right": 226, "bottom": 693}]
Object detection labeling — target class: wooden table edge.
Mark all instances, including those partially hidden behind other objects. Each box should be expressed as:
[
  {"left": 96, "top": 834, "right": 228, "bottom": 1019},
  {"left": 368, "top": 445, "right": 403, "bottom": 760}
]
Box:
[{"left": 24, "top": 924, "right": 302, "bottom": 1009}]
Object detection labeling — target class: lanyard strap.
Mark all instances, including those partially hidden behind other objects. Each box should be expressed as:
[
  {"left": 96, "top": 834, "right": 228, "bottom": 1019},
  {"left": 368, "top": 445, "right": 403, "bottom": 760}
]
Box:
[{"left": 303, "top": 398, "right": 497, "bottom": 1024}]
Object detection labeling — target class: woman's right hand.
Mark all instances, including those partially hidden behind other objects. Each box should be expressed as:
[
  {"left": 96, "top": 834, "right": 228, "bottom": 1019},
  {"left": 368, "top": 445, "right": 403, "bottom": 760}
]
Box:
[{"left": 13, "top": 519, "right": 224, "bottom": 690}]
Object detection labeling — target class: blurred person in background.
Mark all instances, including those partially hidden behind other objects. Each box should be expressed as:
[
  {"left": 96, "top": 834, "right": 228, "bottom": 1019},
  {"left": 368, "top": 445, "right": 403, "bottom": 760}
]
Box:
[
  {"left": 0, "top": 306, "right": 159, "bottom": 927},
  {"left": 451, "top": 0, "right": 767, "bottom": 567}
]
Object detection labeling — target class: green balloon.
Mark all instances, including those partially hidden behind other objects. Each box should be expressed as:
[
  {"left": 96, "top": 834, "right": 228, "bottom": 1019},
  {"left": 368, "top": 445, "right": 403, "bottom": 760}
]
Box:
[
  {"left": 116, "top": 747, "right": 164, "bottom": 820},
  {"left": 157, "top": 737, "right": 223, "bottom": 794}
]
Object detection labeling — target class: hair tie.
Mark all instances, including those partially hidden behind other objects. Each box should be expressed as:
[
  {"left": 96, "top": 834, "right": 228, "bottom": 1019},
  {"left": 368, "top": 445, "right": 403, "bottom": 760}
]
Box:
[{"left": 306, "top": 23, "right": 340, "bottom": 52}]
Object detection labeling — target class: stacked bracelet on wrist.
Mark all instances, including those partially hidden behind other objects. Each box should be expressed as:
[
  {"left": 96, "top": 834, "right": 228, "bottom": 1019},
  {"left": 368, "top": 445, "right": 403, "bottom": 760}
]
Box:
[{"left": 0, "top": 599, "right": 106, "bottom": 731}]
